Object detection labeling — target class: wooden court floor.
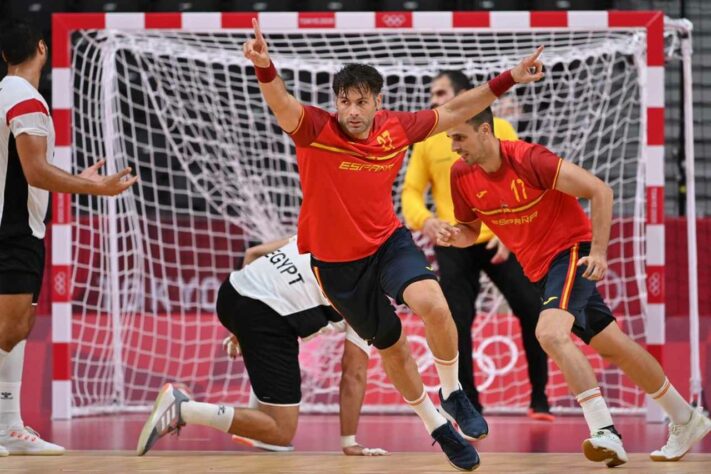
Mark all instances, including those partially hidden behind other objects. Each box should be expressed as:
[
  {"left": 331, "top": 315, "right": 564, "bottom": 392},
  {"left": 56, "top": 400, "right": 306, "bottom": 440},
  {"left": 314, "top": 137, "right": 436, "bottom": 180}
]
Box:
[{"left": 2, "top": 451, "right": 710, "bottom": 473}]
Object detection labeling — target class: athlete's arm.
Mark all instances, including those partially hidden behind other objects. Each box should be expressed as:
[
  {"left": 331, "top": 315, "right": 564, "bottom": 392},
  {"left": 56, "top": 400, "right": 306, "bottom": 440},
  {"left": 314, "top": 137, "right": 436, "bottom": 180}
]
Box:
[
  {"left": 435, "top": 220, "right": 482, "bottom": 248},
  {"left": 243, "top": 19, "right": 303, "bottom": 133},
  {"left": 339, "top": 335, "right": 387, "bottom": 456},
  {"left": 15, "top": 134, "right": 137, "bottom": 195},
  {"left": 429, "top": 47, "right": 544, "bottom": 136},
  {"left": 242, "top": 237, "right": 291, "bottom": 267},
  {"left": 554, "top": 160, "right": 613, "bottom": 281},
  {"left": 401, "top": 142, "right": 433, "bottom": 230}
]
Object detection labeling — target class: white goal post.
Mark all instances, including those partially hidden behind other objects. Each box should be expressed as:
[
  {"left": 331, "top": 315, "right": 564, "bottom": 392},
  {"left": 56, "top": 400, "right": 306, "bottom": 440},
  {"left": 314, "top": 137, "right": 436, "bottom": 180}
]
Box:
[{"left": 48, "top": 10, "right": 696, "bottom": 421}]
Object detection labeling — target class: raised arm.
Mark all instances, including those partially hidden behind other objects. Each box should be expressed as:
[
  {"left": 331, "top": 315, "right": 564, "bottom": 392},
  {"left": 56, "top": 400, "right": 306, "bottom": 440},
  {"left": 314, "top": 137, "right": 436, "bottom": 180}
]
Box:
[
  {"left": 429, "top": 46, "right": 545, "bottom": 136},
  {"left": 16, "top": 134, "right": 137, "bottom": 196},
  {"left": 554, "top": 161, "right": 613, "bottom": 281},
  {"left": 243, "top": 19, "right": 304, "bottom": 133}
]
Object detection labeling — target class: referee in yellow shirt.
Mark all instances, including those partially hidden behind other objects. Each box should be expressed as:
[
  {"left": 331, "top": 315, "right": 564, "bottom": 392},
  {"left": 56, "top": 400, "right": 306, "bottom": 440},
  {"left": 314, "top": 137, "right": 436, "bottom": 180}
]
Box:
[{"left": 402, "top": 71, "right": 552, "bottom": 420}]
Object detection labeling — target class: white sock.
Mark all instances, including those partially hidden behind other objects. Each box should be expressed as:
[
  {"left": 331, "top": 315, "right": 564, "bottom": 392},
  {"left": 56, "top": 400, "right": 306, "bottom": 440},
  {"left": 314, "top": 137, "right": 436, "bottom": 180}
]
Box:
[
  {"left": 576, "top": 387, "right": 614, "bottom": 433},
  {"left": 0, "top": 347, "right": 8, "bottom": 370},
  {"left": 404, "top": 390, "right": 447, "bottom": 434},
  {"left": 650, "top": 378, "right": 693, "bottom": 425},
  {"left": 0, "top": 340, "right": 26, "bottom": 429},
  {"left": 181, "top": 401, "right": 234, "bottom": 433},
  {"left": 434, "top": 353, "right": 460, "bottom": 399}
]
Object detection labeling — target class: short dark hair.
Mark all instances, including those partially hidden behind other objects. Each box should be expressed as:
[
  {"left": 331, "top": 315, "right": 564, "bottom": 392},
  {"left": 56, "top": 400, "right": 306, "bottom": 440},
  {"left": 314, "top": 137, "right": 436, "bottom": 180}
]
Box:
[
  {"left": 0, "top": 20, "right": 43, "bottom": 66},
  {"left": 467, "top": 107, "right": 495, "bottom": 133},
  {"left": 332, "top": 64, "right": 384, "bottom": 98},
  {"left": 434, "top": 70, "right": 473, "bottom": 95}
]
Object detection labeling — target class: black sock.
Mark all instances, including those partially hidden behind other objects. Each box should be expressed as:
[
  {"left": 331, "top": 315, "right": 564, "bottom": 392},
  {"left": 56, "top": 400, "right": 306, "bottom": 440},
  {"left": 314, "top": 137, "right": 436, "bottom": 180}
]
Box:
[{"left": 601, "top": 424, "right": 622, "bottom": 439}]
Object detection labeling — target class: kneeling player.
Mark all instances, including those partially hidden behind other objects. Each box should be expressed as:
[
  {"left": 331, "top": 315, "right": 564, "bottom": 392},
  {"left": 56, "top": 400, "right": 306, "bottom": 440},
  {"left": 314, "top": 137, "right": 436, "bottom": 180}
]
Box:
[{"left": 136, "top": 236, "right": 385, "bottom": 456}]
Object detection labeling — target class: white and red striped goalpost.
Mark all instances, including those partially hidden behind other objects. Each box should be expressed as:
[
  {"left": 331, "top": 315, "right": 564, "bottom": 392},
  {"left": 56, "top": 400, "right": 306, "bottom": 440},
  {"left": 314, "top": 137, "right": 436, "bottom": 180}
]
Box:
[{"left": 49, "top": 10, "right": 689, "bottom": 421}]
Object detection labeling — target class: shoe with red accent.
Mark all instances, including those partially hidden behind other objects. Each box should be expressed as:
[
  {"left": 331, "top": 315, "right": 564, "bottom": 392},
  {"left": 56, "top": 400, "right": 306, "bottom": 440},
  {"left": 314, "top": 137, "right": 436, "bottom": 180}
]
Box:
[
  {"left": 232, "top": 434, "right": 294, "bottom": 452},
  {"left": 0, "top": 426, "right": 65, "bottom": 455},
  {"left": 527, "top": 399, "right": 555, "bottom": 422}
]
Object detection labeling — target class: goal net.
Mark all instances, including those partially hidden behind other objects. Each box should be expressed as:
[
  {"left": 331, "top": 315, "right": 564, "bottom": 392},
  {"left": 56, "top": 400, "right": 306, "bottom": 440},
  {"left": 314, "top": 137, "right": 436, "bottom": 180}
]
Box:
[{"left": 68, "top": 21, "right": 654, "bottom": 416}]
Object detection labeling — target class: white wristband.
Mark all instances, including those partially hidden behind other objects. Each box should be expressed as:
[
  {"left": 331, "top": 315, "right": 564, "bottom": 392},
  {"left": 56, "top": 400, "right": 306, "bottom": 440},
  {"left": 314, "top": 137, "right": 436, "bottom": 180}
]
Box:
[{"left": 341, "top": 435, "right": 357, "bottom": 448}]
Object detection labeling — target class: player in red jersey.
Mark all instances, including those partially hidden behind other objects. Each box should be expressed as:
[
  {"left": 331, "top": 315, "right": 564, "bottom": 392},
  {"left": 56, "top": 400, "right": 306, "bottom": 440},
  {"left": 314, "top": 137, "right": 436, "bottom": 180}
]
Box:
[
  {"left": 437, "top": 107, "right": 711, "bottom": 467},
  {"left": 243, "top": 20, "right": 544, "bottom": 471}
]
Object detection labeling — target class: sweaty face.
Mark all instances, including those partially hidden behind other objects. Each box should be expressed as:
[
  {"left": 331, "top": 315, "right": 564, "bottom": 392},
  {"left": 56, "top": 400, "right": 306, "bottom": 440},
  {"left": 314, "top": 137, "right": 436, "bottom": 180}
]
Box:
[
  {"left": 430, "top": 76, "right": 456, "bottom": 108},
  {"left": 335, "top": 88, "right": 381, "bottom": 139},
  {"left": 447, "top": 122, "right": 488, "bottom": 166}
]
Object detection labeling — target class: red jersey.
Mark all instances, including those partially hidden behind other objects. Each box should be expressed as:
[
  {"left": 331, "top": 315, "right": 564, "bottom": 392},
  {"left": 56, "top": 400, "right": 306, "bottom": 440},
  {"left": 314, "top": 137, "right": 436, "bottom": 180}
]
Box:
[
  {"left": 289, "top": 106, "right": 438, "bottom": 262},
  {"left": 451, "top": 140, "right": 592, "bottom": 282}
]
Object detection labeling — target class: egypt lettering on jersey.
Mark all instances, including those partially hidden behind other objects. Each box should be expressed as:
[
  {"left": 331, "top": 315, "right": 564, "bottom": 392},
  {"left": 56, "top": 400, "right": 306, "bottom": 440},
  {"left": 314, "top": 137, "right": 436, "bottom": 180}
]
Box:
[{"left": 265, "top": 248, "right": 305, "bottom": 285}]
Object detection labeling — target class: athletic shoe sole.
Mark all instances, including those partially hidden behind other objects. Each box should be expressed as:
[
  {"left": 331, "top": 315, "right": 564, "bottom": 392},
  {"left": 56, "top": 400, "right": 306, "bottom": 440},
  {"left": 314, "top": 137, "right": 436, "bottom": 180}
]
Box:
[
  {"left": 649, "top": 419, "right": 711, "bottom": 462},
  {"left": 439, "top": 407, "right": 488, "bottom": 442},
  {"left": 582, "top": 439, "right": 627, "bottom": 467},
  {"left": 136, "top": 383, "right": 174, "bottom": 456},
  {"left": 231, "top": 434, "right": 294, "bottom": 452}
]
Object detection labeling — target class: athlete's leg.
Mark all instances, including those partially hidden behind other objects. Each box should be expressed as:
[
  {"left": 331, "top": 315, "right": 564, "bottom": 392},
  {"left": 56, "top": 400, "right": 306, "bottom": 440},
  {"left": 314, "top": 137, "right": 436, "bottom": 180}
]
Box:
[
  {"left": 0, "top": 294, "right": 34, "bottom": 353},
  {"left": 535, "top": 309, "right": 597, "bottom": 394},
  {"left": 434, "top": 245, "right": 482, "bottom": 411},
  {"left": 483, "top": 252, "right": 549, "bottom": 413}
]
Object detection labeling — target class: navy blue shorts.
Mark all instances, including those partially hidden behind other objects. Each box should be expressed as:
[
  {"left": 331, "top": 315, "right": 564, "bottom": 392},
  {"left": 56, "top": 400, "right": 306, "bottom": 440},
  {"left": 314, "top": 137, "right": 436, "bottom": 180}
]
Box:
[
  {"left": 311, "top": 227, "right": 437, "bottom": 350},
  {"left": 535, "top": 242, "right": 615, "bottom": 344}
]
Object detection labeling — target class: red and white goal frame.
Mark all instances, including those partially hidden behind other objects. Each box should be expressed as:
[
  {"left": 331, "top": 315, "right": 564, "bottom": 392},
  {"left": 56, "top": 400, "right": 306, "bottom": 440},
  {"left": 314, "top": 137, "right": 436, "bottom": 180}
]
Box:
[{"left": 49, "top": 10, "right": 667, "bottom": 419}]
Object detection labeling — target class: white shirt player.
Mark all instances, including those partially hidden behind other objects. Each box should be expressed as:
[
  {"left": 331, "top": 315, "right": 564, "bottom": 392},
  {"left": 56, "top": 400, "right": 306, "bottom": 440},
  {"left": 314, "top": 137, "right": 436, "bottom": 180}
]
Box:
[
  {"left": 230, "top": 236, "right": 368, "bottom": 352},
  {"left": 0, "top": 75, "right": 54, "bottom": 240}
]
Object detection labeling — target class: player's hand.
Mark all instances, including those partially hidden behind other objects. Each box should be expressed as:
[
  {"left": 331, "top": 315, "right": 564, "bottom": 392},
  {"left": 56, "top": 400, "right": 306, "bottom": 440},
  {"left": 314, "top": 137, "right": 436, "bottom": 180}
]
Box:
[
  {"left": 486, "top": 236, "right": 510, "bottom": 264},
  {"left": 435, "top": 223, "right": 461, "bottom": 247},
  {"left": 223, "top": 334, "right": 241, "bottom": 359},
  {"left": 342, "top": 444, "right": 389, "bottom": 456},
  {"left": 422, "top": 217, "right": 450, "bottom": 244},
  {"left": 243, "top": 18, "right": 271, "bottom": 68},
  {"left": 511, "top": 45, "right": 545, "bottom": 84},
  {"left": 81, "top": 159, "right": 138, "bottom": 196},
  {"left": 577, "top": 251, "right": 607, "bottom": 281}
]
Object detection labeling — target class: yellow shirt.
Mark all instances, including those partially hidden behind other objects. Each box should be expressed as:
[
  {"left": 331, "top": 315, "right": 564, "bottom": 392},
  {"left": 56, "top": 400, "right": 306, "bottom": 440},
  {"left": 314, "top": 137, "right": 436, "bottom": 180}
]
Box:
[{"left": 401, "top": 117, "right": 519, "bottom": 244}]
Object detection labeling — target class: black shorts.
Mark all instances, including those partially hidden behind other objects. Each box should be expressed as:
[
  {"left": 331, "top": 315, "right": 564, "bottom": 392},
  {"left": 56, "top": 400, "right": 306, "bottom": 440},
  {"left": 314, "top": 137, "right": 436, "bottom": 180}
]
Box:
[
  {"left": 311, "top": 227, "right": 437, "bottom": 350},
  {"left": 215, "top": 280, "right": 301, "bottom": 406},
  {"left": 0, "top": 235, "right": 45, "bottom": 304},
  {"left": 535, "top": 242, "right": 615, "bottom": 344}
]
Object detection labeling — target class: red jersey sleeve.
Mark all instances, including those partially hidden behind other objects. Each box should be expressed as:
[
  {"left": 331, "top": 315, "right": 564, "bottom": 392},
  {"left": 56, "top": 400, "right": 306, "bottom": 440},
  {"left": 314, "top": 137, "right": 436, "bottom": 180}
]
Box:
[
  {"left": 514, "top": 143, "right": 563, "bottom": 190},
  {"left": 287, "top": 105, "right": 331, "bottom": 146},
  {"left": 392, "top": 110, "right": 438, "bottom": 144},
  {"left": 450, "top": 162, "right": 479, "bottom": 224}
]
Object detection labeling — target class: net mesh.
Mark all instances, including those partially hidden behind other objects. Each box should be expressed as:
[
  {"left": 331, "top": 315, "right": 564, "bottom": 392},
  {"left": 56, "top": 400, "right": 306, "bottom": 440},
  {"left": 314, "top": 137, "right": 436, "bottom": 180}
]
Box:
[{"left": 69, "top": 27, "right": 648, "bottom": 415}]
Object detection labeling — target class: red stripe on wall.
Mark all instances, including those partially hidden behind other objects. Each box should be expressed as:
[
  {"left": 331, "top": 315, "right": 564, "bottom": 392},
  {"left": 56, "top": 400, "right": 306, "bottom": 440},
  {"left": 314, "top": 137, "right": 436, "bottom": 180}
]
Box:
[
  {"left": 646, "top": 265, "right": 665, "bottom": 304},
  {"left": 145, "top": 13, "right": 182, "bottom": 29},
  {"left": 53, "top": 109, "right": 71, "bottom": 147},
  {"left": 51, "top": 265, "right": 72, "bottom": 303},
  {"left": 530, "top": 11, "right": 568, "bottom": 28},
  {"left": 52, "top": 14, "right": 106, "bottom": 68},
  {"left": 647, "top": 107, "right": 665, "bottom": 146},
  {"left": 221, "top": 12, "right": 258, "bottom": 29},
  {"left": 453, "top": 11, "right": 490, "bottom": 28},
  {"left": 52, "top": 343, "right": 71, "bottom": 381}
]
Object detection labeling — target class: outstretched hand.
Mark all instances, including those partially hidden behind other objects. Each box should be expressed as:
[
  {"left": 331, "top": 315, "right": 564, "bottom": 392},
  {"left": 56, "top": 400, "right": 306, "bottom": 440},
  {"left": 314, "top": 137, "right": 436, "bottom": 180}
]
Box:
[
  {"left": 243, "top": 18, "right": 271, "bottom": 68},
  {"left": 80, "top": 159, "right": 138, "bottom": 196},
  {"left": 511, "top": 45, "right": 545, "bottom": 84},
  {"left": 342, "top": 444, "right": 389, "bottom": 456}
]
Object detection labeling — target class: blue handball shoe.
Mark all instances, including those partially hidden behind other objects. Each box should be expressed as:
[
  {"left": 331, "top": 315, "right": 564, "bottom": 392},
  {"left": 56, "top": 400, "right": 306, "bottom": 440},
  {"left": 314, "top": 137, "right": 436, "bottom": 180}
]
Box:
[
  {"left": 431, "top": 421, "right": 480, "bottom": 471},
  {"left": 439, "top": 389, "right": 489, "bottom": 441}
]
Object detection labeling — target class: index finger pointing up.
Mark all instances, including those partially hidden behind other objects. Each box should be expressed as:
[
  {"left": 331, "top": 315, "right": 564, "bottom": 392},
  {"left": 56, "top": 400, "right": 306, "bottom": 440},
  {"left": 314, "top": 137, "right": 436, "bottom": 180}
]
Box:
[
  {"left": 528, "top": 45, "right": 544, "bottom": 63},
  {"left": 252, "top": 18, "right": 265, "bottom": 44}
]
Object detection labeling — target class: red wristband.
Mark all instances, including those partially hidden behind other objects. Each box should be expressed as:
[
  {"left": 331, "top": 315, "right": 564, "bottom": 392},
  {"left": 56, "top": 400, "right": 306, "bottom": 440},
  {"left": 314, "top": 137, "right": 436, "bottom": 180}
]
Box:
[
  {"left": 255, "top": 61, "right": 277, "bottom": 83},
  {"left": 488, "top": 70, "right": 515, "bottom": 97}
]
